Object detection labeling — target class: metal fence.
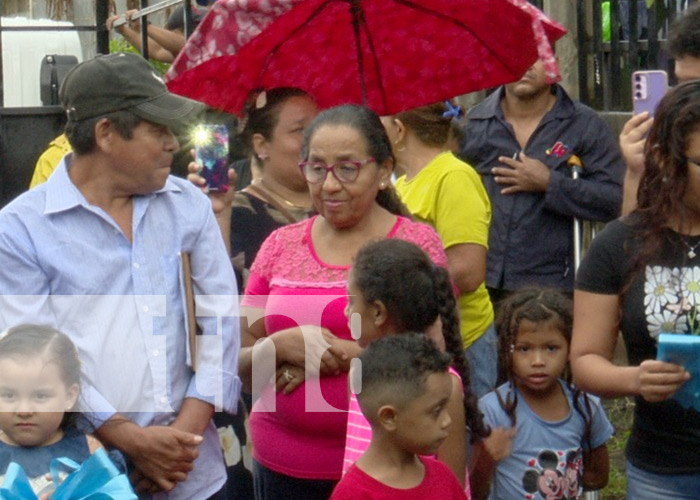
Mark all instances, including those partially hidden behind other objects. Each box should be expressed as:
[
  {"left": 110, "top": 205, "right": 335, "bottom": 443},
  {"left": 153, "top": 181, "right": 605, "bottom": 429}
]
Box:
[{"left": 575, "top": 0, "right": 696, "bottom": 110}]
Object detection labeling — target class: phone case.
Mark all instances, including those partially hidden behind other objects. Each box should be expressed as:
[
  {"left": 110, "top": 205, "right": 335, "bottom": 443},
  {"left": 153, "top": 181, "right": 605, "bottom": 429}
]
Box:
[
  {"left": 194, "top": 124, "right": 229, "bottom": 192},
  {"left": 657, "top": 333, "right": 700, "bottom": 412},
  {"left": 632, "top": 70, "right": 668, "bottom": 116}
]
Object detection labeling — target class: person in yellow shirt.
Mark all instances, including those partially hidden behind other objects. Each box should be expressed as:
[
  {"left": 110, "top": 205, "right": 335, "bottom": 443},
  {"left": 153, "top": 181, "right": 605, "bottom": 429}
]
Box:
[
  {"left": 30, "top": 133, "right": 72, "bottom": 188},
  {"left": 382, "top": 101, "right": 496, "bottom": 398}
]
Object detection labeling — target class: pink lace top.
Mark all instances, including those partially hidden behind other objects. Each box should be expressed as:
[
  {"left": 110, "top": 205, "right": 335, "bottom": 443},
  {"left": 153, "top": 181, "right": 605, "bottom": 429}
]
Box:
[{"left": 242, "top": 215, "right": 446, "bottom": 480}]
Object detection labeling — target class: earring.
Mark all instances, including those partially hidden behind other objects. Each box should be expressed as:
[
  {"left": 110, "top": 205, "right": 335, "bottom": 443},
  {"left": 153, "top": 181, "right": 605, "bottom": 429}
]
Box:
[
  {"left": 393, "top": 139, "right": 406, "bottom": 152},
  {"left": 258, "top": 153, "right": 268, "bottom": 161},
  {"left": 379, "top": 181, "right": 387, "bottom": 189}
]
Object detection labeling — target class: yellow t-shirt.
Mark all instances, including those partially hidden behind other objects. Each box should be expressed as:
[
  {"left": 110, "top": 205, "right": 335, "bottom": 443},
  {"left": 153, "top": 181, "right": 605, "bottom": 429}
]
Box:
[
  {"left": 395, "top": 151, "right": 493, "bottom": 347},
  {"left": 30, "top": 133, "right": 72, "bottom": 188}
]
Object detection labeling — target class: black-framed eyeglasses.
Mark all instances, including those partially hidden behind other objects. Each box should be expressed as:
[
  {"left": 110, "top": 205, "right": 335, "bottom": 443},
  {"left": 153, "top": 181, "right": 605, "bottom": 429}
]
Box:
[{"left": 298, "top": 158, "right": 376, "bottom": 184}]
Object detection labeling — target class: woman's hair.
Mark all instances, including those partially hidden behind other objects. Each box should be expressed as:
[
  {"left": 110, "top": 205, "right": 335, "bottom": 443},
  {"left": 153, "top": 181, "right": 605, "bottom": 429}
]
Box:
[
  {"left": 238, "top": 87, "right": 311, "bottom": 161},
  {"left": 301, "top": 104, "right": 409, "bottom": 216},
  {"left": 627, "top": 81, "right": 700, "bottom": 292},
  {"left": 495, "top": 288, "right": 595, "bottom": 451},
  {"left": 394, "top": 101, "right": 462, "bottom": 148},
  {"left": 352, "top": 239, "right": 489, "bottom": 440},
  {"left": 0, "top": 324, "right": 81, "bottom": 430}
]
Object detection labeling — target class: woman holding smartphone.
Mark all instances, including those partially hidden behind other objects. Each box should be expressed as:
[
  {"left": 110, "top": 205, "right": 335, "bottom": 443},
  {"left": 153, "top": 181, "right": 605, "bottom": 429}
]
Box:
[{"left": 571, "top": 81, "right": 700, "bottom": 499}]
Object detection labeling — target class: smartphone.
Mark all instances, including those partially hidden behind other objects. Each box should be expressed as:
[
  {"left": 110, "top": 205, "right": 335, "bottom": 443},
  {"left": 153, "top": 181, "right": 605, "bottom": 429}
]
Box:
[
  {"left": 193, "top": 124, "right": 229, "bottom": 192},
  {"left": 632, "top": 70, "right": 668, "bottom": 117}
]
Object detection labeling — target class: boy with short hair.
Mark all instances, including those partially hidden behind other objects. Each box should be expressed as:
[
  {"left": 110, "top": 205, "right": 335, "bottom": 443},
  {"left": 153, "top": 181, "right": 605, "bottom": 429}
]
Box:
[{"left": 331, "top": 333, "right": 467, "bottom": 500}]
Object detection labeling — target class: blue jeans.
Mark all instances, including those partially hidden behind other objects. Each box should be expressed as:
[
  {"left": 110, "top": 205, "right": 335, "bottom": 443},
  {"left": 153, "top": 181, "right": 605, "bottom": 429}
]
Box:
[
  {"left": 627, "top": 460, "right": 700, "bottom": 500},
  {"left": 464, "top": 322, "right": 498, "bottom": 398}
]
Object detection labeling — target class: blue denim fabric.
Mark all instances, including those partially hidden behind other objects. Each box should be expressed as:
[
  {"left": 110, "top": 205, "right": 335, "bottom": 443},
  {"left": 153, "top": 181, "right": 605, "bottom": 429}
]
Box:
[
  {"left": 626, "top": 460, "right": 700, "bottom": 500},
  {"left": 464, "top": 322, "right": 498, "bottom": 399}
]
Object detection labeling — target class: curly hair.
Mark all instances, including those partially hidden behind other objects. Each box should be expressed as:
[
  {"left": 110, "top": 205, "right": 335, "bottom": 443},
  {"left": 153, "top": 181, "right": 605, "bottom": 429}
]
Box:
[
  {"left": 358, "top": 332, "right": 452, "bottom": 406},
  {"left": 627, "top": 81, "right": 700, "bottom": 294},
  {"left": 495, "top": 288, "right": 595, "bottom": 451},
  {"left": 352, "top": 239, "right": 489, "bottom": 440}
]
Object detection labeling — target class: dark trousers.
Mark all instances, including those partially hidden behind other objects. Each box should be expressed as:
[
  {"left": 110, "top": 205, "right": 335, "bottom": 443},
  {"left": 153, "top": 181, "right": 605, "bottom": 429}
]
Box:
[
  {"left": 253, "top": 460, "right": 337, "bottom": 500},
  {"left": 207, "top": 486, "right": 229, "bottom": 500}
]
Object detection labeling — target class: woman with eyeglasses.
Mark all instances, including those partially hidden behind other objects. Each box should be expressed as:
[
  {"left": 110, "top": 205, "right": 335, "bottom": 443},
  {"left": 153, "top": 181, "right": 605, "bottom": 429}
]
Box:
[
  {"left": 571, "top": 81, "right": 700, "bottom": 499},
  {"left": 237, "top": 104, "right": 448, "bottom": 499}
]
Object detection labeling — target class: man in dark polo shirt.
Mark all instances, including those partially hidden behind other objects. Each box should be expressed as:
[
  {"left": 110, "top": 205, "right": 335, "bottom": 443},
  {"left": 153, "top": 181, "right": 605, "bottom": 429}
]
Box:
[{"left": 460, "top": 59, "right": 625, "bottom": 305}]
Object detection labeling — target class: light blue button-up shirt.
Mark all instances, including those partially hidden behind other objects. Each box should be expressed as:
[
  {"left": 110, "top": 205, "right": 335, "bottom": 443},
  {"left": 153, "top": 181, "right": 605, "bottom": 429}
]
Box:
[{"left": 0, "top": 157, "right": 241, "bottom": 499}]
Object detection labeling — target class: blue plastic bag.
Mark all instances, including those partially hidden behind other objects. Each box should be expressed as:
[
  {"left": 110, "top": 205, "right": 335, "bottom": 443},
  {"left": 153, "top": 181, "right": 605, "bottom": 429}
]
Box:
[
  {"left": 50, "top": 448, "right": 136, "bottom": 500},
  {"left": 0, "top": 448, "right": 136, "bottom": 500},
  {"left": 0, "top": 463, "right": 38, "bottom": 500}
]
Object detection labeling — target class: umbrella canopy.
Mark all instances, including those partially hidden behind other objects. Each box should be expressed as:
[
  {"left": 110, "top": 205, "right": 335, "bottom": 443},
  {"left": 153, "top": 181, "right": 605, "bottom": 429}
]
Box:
[{"left": 166, "top": 0, "right": 566, "bottom": 116}]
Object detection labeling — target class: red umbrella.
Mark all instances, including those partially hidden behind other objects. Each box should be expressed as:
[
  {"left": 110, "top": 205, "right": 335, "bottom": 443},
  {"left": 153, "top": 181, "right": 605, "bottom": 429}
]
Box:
[
  {"left": 165, "top": 0, "right": 566, "bottom": 115},
  {"left": 505, "top": 0, "right": 565, "bottom": 83}
]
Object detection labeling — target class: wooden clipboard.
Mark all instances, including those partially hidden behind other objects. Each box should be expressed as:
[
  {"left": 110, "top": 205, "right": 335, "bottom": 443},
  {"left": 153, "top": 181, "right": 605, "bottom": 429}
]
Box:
[{"left": 181, "top": 252, "right": 200, "bottom": 372}]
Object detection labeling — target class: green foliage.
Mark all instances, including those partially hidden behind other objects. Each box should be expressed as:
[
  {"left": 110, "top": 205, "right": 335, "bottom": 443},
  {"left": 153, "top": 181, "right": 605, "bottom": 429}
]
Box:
[
  {"left": 109, "top": 38, "right": 171, "bottom": 75},
  {"left": 600, "top": 397, "right": 635, "bottom": 500}
]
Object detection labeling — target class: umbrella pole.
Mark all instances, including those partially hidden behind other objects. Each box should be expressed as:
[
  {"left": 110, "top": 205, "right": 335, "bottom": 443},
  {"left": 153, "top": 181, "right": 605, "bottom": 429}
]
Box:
[{"left": 349, "top": 0, "right": 369, "bottom": 106}]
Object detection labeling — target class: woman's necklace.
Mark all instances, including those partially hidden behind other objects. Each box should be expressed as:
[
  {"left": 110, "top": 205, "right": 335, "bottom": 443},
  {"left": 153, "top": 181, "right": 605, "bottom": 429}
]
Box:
[
  {"left": 256, "top": 178, "right": 311, "bottom": 211},
  {"left": 682, "top": 237, "right": 700, "bottom": 259}
]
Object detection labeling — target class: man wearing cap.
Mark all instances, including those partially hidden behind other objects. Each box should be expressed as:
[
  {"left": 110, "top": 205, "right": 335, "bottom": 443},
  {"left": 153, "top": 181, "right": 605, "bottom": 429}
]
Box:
[{"left": 0, "top": 53, "right": 239, "bottom": 500}]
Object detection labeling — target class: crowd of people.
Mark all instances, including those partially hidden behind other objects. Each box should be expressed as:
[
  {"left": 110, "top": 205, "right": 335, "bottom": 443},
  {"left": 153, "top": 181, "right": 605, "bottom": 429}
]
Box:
[{"left": 1, "top": 2, "right": 700, "bottom": 500}]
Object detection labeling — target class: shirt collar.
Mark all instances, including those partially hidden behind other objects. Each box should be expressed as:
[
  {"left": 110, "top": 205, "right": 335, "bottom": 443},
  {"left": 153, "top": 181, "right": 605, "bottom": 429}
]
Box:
[
  {"left": 468, "top": 84, "right": 575, "bottom": 121},
  {"left": 44, "top": 154, "right": 182, "bottom": 215}
]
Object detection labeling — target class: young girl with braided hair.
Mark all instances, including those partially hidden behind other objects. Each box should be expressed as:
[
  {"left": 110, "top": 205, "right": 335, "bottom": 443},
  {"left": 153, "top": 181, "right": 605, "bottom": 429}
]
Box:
[
  {"left": 473, "top": 288, "right": 613, "bottom": 500},
  {"left": 341, "top": 238, "right": 489, "bottom": 495}
]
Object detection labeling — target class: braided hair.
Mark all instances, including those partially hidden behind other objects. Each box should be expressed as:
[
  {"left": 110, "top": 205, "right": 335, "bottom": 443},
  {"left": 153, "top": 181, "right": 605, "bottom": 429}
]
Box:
[
  {"left": 495, "top": 288, "right": 595, "bottom": 452},
  {"left": 352, "top": 238, "right": 489, "bottom": 440}
]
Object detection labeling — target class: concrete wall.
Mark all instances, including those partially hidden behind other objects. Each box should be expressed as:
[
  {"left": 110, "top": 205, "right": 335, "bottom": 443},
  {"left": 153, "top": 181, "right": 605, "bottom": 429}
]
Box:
[{"left": 545, "top": 0, "right": 580, "bottom": 100}]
